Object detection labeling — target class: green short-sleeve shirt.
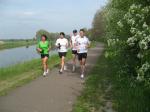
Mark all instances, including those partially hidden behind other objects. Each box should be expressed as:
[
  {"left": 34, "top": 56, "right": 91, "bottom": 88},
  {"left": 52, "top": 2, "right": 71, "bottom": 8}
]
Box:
[{"left": 37, "top": 41, "right": 50, "bottom": 54}]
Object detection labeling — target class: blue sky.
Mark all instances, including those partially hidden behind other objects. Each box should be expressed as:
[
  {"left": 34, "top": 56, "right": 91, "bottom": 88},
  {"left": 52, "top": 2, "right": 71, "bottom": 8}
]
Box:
[{"left": 0, "top": 0, "right": 107, "bottom": 39}]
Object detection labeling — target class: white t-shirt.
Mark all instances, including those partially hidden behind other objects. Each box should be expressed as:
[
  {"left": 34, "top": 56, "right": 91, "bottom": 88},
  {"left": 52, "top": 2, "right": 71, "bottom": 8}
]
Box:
[
  {"left": 55, "top": 38, "right": 68, "bottom": 52},
  {"left": 71, "top": 35, "right": 80, "bottom": 50},
  {"left": 76, "top": 36, "right": 90, "bottom": 53}
]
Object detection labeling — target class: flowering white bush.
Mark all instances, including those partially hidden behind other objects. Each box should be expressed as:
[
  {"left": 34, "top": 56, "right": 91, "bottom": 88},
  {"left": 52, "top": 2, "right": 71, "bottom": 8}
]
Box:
[
  {"left": 137, "top": 52, "right": 144, "bottom": 59},
  {"left": 127, "top": 37, "right": 137, "bottom": 46},
  {"left": 105, "top": 38, "right": 120, "bottom": 59},
  {"left": 117, "top": 21, "right": 124, "bottom": 28},
  {"left": 107, "top": 38, "right": 119, "bottom": 47},
  {"left": 137, "top": 62, "right": 150, "bottom": 81},
  {"left": 116, "top": 4, "right": 150, "bottom": 81}
]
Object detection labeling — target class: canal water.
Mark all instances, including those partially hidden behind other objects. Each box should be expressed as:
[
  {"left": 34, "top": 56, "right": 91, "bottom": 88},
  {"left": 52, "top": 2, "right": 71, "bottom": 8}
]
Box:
[{"left": 0, "top": 45, "right": 57, "bottom": 68}]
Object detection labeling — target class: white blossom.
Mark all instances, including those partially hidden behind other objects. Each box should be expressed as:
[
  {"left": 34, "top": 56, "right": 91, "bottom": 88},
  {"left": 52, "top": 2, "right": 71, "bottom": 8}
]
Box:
[
  {"left": 107, "top": 38, "right": 119, "bottom": 47},
  {"left": 139, "top": 40, "right": 148, "bottom": 50},
  {"left": 117, "top": 21, "right": 124, "bottom": 28},
  {"left": 143, "top": 22, "right": 148, "bottom": 29},
  {"left": 137, "top": 62, "right": 150, "bottom": 81},
  {"left": 137, "top": 53, "right": 144, "bottom": 59},
  {"left": 130, "top": 27, "right": 137, "bottom": 34},
  {"left": 127, "top": 37, "right": 137, "bottom": 46},
  {"left": 144, "top": 36, "right": 150, "bottom": 42},
  {"left": 141, "top": 62, "right": 150, "bottom": 72},
  {"left": 127, "top": 18, "right": 135, "bottom": 25}
]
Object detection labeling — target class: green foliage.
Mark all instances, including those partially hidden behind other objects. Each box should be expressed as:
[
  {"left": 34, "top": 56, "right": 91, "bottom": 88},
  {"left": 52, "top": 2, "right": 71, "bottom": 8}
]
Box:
[
  {"left": 36, "top": 29, "right": 59, "bottom": 41},
  {"left": 89, "top": 0, "right": 150, "bottom": 111},
  {"left": 36, "top": 29, "right": 60, "bottom": 48},
  {"left": 107, "top": 51, "right": 150, "bottom": 112},
  {"left": 90, "top": 8, "right": 105, "bottom": 41},
  {"left": 73, "top": 50, "right": 150, "bottom": 112},
  {"left": 104, "top": 0, "right": 150, "bottom": 83}
]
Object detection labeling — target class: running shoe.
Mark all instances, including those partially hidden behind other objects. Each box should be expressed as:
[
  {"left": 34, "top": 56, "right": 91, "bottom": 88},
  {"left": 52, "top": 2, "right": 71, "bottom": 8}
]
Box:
[
  {"left": 72, "top": 65, "right": 76, "bottom": 72},
  {"left": 64, "top": 66, "right": 67, "bottom": 71},
  {"left": 59, "top": 69, "right": 63, "bottom": 74},
  {"left": 43, "top": 72, "right": 47, "bottom": 77},
  {"left": 46, "top": 69, "right": 49, "bottom": 74},
  {"left": 80, "top": 74, "right": 84, "bottom": 79}
]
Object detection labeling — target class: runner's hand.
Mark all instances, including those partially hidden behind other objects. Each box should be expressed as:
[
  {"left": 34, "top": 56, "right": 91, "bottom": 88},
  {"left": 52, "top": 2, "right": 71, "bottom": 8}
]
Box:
[
  {"left": 70, "top": 44, "right": 73, "bottom": 49},
  {"left": 66, "top": 44, "right": 68, "bottom": 48},
  {"left": 85, "top": 44, "right": 90, "bottom": 49},
  {"left": 37, "top": 48, "right": 42, "bottom": 53}
]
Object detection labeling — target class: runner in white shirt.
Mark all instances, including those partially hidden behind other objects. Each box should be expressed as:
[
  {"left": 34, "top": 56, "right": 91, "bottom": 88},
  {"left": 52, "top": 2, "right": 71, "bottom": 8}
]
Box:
[
  {"left": 76, "top": 29, "right": 90, "bottom": 79},
  {"left": 70, "top": 30, "right": 80, "bottom": 72},
  {"left": 55, "top": 32, "right": 68, "bottom": 74}
]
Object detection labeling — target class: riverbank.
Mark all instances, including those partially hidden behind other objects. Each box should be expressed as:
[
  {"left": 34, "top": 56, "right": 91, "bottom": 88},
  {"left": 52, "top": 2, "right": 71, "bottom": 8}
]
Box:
[
  {"left": 0, "top": 40, "right": 36, "bottom": 50},
  {"left": 0, "top": 41, "right": 97, "bottom": 96},
  {"left": 0, "top": 51, "right": 72, "bottom": 96}
]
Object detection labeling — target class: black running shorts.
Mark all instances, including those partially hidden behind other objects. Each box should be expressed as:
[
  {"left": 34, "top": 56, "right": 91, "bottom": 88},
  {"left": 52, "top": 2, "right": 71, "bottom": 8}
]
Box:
[
  {"left": 41, "top": 54, "right": 49, "bottom": 59},
  {"left": 58, "top": 52, "right": 67, "bottom": 58},
  {"left": 72, "top": 50, "right": 78, "bottom": 55},
  {"left": 78, "top": 53, "right": 87, "bottom": 61}
]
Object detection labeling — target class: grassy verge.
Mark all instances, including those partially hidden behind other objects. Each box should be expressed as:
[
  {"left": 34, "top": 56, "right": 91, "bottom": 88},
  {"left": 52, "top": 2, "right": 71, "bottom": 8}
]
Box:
[
  {"left": 0, "top": 40, "right": 36, "bottom": 50},
  {"left": 90, "top": 41, "right": 96, "bottom": 48},
  {"left": 0, "top": 50, "right": 72, "bottom": 96},
  {"left": 73, "top": 52, "right": 114, "bottom": 112},
  {"left": 73, "top": 51, "right": 150, "bottom": 112},
  {"left": 112, "top": 69, "right": 150, "bottom": 112}
]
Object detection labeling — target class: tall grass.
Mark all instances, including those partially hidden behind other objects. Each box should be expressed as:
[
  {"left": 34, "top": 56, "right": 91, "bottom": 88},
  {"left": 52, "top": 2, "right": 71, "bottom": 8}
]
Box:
[{"left": 112, "top": 68, "right": 150, "bottom": 112}]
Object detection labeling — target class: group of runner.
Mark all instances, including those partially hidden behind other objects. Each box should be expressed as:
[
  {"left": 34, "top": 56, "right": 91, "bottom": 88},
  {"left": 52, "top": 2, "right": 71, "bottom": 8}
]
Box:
[{"left": 36, "top": 29, "right": 90, "bottom": 79}]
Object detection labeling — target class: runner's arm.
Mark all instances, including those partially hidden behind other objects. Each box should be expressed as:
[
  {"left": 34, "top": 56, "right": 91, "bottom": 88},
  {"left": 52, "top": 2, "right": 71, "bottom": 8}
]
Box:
[
  {"left": 36, "top": 42, "right": 42, "bottom": 52},
  {"left": 55, "top": 39, "right": 59, "bottom": 48},
  {"left": 70, "top": 37, "right": 73, "bottom": 48},
  {"left": 66, "top": 39, "right": 69, "bottom": 48},
  {"left": 86, "top": 38, "right": 91, "bottom": 48}
]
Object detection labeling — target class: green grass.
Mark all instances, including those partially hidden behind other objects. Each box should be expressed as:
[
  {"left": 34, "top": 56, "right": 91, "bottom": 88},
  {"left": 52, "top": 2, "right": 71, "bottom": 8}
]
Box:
[
  {"left": 0, "top": 50, "right": 72, "bottom": 96},
  {"left": 73, "top": 52, "right": 113, "bottom": 112},
  {"left": 112, "top": 70, "right": 150, "bottom": 112},
  {"left": 0, "top": 40, "right": 36, "bottom": 50},
  {"left": 73, "top": 51, "right": 150, "bottom": 112},
  {"left": 90, "top": 41, "right": 97, "bottom": 48}
]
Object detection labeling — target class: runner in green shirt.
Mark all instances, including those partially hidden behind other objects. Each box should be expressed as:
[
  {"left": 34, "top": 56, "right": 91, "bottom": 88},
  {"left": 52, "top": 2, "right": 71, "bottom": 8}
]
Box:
[{"left": 37, "top": 35, "right": 51, "bottom": 77}]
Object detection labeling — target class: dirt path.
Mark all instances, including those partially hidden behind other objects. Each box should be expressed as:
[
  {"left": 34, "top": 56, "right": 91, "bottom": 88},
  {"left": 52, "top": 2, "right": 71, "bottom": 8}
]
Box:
[{"left": 0, "top": 43, "right": 104, "bottom": 112}]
